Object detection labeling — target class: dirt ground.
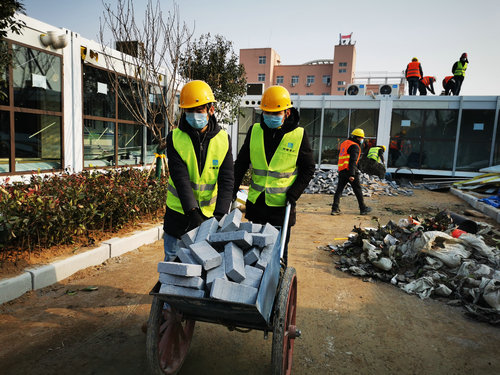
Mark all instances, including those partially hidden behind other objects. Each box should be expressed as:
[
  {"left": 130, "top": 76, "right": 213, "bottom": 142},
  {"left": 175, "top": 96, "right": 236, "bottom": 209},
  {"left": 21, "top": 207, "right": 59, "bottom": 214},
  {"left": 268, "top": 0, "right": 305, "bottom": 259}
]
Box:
[{"left": 1, "top": 190, "right": 500, "bottom": 375}]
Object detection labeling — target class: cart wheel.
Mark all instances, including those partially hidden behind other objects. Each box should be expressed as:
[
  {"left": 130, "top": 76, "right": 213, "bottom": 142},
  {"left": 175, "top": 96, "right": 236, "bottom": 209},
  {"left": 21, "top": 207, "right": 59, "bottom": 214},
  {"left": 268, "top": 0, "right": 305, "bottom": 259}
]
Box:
[
  {"left": 272, "top": 267, "right": 298, "bottom": 375},
  {"left": 146, "top": 297, "right": 195, "bottom": 375}
]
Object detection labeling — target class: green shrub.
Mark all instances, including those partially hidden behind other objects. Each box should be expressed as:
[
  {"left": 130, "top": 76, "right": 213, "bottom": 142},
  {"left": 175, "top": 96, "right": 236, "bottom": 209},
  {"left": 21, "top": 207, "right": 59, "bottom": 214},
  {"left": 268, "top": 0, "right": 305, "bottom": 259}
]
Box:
[{"left": 0, "top": 169, "right": 168, "bottom": 255}]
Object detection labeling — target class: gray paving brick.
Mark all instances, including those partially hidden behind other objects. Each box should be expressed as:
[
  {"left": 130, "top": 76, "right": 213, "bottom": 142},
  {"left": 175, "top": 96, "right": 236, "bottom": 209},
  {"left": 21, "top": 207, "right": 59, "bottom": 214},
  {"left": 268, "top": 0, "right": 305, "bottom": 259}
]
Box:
[
  {"left": 244, "top": 247, "right": 260, "bottom": 266},
  {"left": 189, "top": 241, "right": 222, "bottom": 270},
  {"left": 261, "top": 223, "right": 279, "bottom": 243},
  {"left": 240, "top": 222, "right": 262, "bottom": 233},
  {"left": 252, "top": 233, "right": 274, "bottom": 248},
  {"left": 210, "top": 278, "right": 258, "bottom": 304},
  {"left": 256, "top": 244, "right": 274, "bottom": 271},
  {"left": 207, "top": 253, "right": 227, "bottom": 287},
  {"left": 176, "top": 247, "right": 198, "bottom": 264},
  {"left": 241, "top": 265, "right": 264, "bottom": 289},
  {"left": 220, "top": 208, "right": 242, "bottom": 232},
  {"left": 217, "top": 214, "right": 227, "bottom": 228},
  {"left": 181, "top": 227, "right": 199, "bottom": 247},
  {"left": 157, "top": 261, "right": 202, "bottom": 276},
  {"left": 195, "top": 217, "right": 219, "bottom": 243},
  {"left": 224, "top": 242, "right": 246, "bottom": 282},
  {"left": 159, "top": 273, "right": 205, "bottom": 289},
  {"left": 208, "top": 230, "right": 253, "bottom": 250},
  {"left": 159, "top": 283, "right": 205, "bottom": 298}
]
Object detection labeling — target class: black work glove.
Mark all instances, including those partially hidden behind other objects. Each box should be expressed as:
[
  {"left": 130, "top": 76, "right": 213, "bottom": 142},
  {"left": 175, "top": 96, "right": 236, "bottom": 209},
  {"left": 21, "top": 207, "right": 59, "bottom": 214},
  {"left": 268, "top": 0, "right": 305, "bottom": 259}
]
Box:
[
  {"left": 286, "top": 193, "right": 297, "bottom": 206},
  {"left": 214, "top": 213, "right": 224, "bottom": 222},
  {"left": 186, "top": 208, "right": 205, "bottom": 231}
]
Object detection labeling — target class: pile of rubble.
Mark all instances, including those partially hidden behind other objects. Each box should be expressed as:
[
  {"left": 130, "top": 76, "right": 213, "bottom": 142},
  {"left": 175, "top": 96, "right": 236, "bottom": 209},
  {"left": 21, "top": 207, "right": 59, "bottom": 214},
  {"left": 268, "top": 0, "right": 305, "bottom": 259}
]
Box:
[
  {"left": 304, "top": 169, "right": 414, "bottom": 196},
  {"left": 157, "top": 208, "right": 279, "bottom": 305},
  {"left": 323, "top": 212, "right": 500, "bottom": 324}
]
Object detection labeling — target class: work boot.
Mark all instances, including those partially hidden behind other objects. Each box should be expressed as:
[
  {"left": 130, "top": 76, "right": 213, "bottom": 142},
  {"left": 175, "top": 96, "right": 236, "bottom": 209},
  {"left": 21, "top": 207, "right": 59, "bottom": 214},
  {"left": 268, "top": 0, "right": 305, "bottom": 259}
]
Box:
[
  {"left": 360, "top": 206, "right": 372, "bottom": 215},
  {"left": 331, "top": 206, "right": 341, "bottom": 215}
]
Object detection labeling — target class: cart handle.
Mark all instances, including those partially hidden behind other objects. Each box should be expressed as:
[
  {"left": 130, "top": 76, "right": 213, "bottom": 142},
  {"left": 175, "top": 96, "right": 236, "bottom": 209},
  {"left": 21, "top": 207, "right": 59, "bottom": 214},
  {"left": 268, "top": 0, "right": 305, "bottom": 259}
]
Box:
[{"left": 279, "top": 202, "right": 292, "bottom": 260}]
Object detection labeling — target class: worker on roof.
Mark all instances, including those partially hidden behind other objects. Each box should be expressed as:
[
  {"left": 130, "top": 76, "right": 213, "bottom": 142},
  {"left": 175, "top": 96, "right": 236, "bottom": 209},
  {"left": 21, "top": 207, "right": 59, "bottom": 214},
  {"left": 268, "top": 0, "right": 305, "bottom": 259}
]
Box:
[
  {"left": 233, "top": 85, "right": 315, "bottom": 265},
  {"left": 363, "top": 145, "right": 387, "bottom": 179},
  {"left": 405, "top": 57, "right": 423, "bottom": 96},
  {"left": 452, "top": 53, "right": 468, "bottom": 95},
  {"left": 163, "top": 80, "right": 234, "bottom": 261},
  {"left": 331, "top": 128, "right": 372, "bottom": 216},
  {"left": 442, "top": 76, "right": 457, "bottom": 96},
  {"left": 418, "top": 76, "right": 436, "bottom": 95}
]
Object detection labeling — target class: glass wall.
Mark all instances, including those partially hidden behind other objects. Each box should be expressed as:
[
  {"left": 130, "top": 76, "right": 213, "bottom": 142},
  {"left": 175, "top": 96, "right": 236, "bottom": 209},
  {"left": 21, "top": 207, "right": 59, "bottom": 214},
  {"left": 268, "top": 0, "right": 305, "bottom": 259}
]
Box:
[
  {"left": 82, "top": 64, "right": 161, "bottom": 168},
  {"left": 389, "top": 109, "right": 458, "bottom": 169},
  {"left": 0, "top": 43, "right": 63, "bottom": 175},
  {"left": 456, "top": 110, "right": 495, "bottom": 171},
  {"left": 237, "top": 107, "right": 260, "bottom": 153}
]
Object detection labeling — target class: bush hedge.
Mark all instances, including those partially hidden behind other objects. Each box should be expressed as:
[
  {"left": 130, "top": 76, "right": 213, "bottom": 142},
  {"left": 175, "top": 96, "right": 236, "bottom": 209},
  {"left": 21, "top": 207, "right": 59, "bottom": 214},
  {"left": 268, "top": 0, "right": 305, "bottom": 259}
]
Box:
[{"left": 0, "top": 169, "right": 168, "bottom": 254}]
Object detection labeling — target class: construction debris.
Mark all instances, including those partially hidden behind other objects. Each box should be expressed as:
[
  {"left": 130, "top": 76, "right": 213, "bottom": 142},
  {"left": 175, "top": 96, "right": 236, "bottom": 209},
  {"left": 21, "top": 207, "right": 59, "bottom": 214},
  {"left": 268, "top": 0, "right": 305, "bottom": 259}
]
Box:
[
  {"left": 304, "top": 169, "right": 414, "bottom": 196},
  {"left": 322, "top": 212, "right": 500, "bottom": 324}
]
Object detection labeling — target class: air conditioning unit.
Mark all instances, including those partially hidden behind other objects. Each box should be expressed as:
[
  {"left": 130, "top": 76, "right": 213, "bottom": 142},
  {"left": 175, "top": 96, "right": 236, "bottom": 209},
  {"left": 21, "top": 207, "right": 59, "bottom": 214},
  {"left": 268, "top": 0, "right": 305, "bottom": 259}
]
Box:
[
  {"left": 306, "top": 82, "right": 311, "bottom": 87},
  {"left": 291, "top": 82, "right": 296, "bottom": 87},
  {"left": 346, "top": 84, "right": 365, "bottom": 96},
  {"left": 378, "top": 84, "right": 400, "bottom": 96}
]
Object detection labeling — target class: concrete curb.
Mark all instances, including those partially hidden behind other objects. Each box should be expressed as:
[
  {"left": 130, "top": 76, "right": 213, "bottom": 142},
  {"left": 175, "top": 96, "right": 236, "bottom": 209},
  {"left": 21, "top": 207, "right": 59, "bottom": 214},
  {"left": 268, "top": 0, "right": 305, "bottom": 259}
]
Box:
[
  {"left": 0, "top": 225, "right": 163, "bottom": 305},
  {"left": 450, "top": 188, "right": 500, "bottom": 224}
]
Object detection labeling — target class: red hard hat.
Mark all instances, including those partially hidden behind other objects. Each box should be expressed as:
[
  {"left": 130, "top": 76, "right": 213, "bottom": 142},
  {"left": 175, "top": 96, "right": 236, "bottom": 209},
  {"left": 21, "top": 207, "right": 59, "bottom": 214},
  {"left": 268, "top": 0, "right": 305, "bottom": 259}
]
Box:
[{"left": 461, "top": 53, "right": 468, "bottom": 59}]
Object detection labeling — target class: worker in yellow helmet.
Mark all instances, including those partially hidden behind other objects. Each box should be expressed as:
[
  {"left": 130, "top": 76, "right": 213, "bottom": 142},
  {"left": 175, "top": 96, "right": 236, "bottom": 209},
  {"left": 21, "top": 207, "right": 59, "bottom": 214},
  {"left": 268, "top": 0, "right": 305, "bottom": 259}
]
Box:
[
  {"left": 362, "top": 144, "right": 387, "bottom": 179},
  {"left": 233, "top": 85, "right": 315, "bottom": 265},
  {"left": 405, "top": 57, "right": 423, "bottom": 96},
  {"left": 331, "top": 128, "right": 372, "bottom": 215},
  {"left": 163, "top": 80, "right": 234, "bottom": 261}
]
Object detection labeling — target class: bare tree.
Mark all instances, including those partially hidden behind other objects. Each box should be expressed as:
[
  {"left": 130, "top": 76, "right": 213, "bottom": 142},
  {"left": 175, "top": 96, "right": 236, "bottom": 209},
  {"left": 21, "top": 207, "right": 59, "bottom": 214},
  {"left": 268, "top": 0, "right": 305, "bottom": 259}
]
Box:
[{"left": 99, "top": 0, "right": 192, "bottom": 151}]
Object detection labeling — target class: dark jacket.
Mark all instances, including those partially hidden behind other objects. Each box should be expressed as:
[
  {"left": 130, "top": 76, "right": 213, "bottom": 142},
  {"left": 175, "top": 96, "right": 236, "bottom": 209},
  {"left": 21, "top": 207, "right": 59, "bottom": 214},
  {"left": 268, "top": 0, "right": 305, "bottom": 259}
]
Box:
[
  {"left": 342, "top": 137, "right": 362, "bottom": 176},
  {"left": 233, "top": 107, "right": 315, "bottom": 227},
  {"left": 452, "top": 58, "right": 469, "bottom": 75},
  {"left": 163, "top": 113, "right": 234, "bottom": 238}
]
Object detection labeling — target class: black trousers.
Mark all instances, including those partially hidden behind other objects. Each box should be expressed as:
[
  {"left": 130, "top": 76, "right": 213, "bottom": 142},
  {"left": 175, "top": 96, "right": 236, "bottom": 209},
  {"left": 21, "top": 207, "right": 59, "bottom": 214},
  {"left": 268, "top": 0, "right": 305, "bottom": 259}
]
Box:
[
  {"left": 454, "top": 76, "right": 464, "bottom": 95},
  {"left": 332, "top": 170, "right": 366, "bottom": 210}
]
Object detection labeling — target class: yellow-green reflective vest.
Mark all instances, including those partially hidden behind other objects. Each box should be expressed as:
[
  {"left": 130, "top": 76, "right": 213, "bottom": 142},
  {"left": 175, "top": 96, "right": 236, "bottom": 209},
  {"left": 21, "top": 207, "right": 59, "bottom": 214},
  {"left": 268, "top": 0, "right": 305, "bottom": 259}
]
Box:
[
  {"left": 367, "top": 147, "right": 382, "bottom": 162},
  {"left": 166, "top": 128, "right": 228, "bottom": 217},
  {"left": 248, "top": 123, "right": 304, "bottom": 207},
  {"left": 454, "top": 61, "right": 467, "bottom": 76}
]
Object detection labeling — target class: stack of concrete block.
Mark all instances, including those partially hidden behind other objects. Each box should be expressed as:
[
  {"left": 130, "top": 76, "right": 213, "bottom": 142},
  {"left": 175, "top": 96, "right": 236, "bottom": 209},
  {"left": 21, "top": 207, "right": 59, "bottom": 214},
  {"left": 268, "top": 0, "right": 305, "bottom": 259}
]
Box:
[{"left": 157, "top": 208, "right": 280, "bottom": 305}]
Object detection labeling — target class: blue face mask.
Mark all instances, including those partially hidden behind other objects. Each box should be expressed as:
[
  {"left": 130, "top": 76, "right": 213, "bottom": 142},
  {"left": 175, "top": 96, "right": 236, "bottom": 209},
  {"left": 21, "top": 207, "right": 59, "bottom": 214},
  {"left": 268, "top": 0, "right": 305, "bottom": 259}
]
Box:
[
  {"left": 185, "top": 112, "right": 208, "bottom": 130},
  {"left": 263, "top": 114, "right": 284, "bottom": 129}
]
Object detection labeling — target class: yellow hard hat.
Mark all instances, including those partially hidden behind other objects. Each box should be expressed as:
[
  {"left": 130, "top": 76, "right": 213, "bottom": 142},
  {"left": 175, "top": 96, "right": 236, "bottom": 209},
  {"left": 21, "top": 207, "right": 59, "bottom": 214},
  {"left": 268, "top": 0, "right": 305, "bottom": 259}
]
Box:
[
  {"left": 381, "top": 145, "right": 387, "bottom": 152},
  {"left": 412, "top": 57, "right": 418, "bottom": 61},
  {"left": 351, "top": 128, "right": 365, "bottom": 138},
  {"left": 260, "top": 85, "right": 292, "bottom": 112},
  {"left": 179, "top": 80, "right": 216, "bottom": 108}
]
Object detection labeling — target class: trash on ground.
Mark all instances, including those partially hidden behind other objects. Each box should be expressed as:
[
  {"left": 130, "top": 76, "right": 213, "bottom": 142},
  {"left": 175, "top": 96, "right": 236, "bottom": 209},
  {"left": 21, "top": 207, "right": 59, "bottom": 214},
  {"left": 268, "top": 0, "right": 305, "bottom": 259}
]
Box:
[{"left": 322, "top": 211, "right": 500, "bottom": 325}]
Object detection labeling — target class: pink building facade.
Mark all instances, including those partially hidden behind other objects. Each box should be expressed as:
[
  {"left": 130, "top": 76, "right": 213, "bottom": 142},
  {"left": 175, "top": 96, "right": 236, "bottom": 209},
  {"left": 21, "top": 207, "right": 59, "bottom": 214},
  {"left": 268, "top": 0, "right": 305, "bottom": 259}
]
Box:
[{"left": 240, "top": 43, "right": 356, "bottom": 95}]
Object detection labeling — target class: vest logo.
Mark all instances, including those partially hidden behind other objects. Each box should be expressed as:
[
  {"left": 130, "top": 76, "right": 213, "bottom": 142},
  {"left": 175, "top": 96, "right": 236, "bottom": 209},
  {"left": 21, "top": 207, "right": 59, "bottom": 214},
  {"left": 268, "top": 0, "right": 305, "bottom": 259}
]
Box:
[
  {"left": 282, "top": 143, "right": 297, "bottom": 153},
  {"left": 288, "top": 142, "right": 294, "bottom": 148},
  {"left": 210, "top": 159, "right": 219, "bottom": 170}
]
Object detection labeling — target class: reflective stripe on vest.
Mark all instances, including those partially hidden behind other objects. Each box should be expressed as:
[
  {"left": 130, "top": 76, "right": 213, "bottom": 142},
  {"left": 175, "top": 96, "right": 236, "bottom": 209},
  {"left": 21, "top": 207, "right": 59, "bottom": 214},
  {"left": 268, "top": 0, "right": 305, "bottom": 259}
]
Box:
[
  {"left": 367, "top": 146, "right": 381, "bottom": 162},
  {"left": 247, "top": 123, "right": 304, "bottom": 207},
  {"left": 338, "top": 139, "right": 360, "bottom": 171},
  {"left": 421, "top": 76, "right": 431, "bottom": 86},
  {"left": 454, "top": 61, "right": 467, "bottom": 76},
  {"left": 443, "top": 76, "right": 453, "bottom": 85},
  {"left": 166, "top": 128, "right": 228, "bottom": 216},
  {"left": 406, "top": 61, "right": 421, "bottom": 78}
]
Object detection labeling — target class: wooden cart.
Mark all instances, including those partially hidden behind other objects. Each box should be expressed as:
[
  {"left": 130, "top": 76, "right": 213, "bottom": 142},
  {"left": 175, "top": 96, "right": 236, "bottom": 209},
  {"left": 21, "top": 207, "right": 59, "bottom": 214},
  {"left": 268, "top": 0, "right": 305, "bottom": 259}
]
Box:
[{"left": 146, "top": 205, "right": 300, "bottom": 374}]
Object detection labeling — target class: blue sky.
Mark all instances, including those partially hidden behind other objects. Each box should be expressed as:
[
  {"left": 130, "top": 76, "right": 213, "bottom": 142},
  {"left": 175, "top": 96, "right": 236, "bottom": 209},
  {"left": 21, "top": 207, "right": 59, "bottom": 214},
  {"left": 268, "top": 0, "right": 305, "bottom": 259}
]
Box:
[{"left": 22, "top": 0, "right": 500, "bottom": 95}]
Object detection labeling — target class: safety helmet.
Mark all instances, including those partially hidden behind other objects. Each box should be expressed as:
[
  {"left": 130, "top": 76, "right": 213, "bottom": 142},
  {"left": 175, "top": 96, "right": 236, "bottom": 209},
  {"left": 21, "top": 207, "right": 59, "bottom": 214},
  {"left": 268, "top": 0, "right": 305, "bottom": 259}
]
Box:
[
  {"left": 351, "top": 128, "right": 365, "bottom": 138},
  {"left": 412, "top": 57, "right": 418, "bottom": 62},
  {"left": 179, "top": 80, "right": 216, "bottom": 109},
  {"left": 260, "top": 85, "right": 293, "bottom": 112},
  {"left": 461, "top": 52, "right": 467, "bottom": 59},
  {"left": 381, "top": 145, "right": 387, "bottom": 152}
]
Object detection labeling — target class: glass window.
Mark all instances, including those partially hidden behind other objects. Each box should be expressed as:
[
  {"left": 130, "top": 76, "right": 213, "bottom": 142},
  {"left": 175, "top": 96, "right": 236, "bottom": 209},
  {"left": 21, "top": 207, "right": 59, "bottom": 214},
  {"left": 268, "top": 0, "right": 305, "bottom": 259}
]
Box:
[
  {"left": 144, "top": 127, "right": 159, "bottom": 165},
  {"left": 83, "top": 64, "right": 116, "bottom": 118},
  {"left": 258, "top": 56, "right": 266, "bottom": 64},
  {"left": 339, "top": 69, "right": 347, "bottom": 73},
  {"left": 291, "top": 76, "right": 299, "bottom": 85},
  {"left": 322, "top": 75, "right": 331, "bottom": 84},
  {"left": 117, "top": 76, "right": 138, "bottom": 121},
  {"left": 337, "top": 81, "right": 345, "bottom": 85},
  {"left": 118, "top": 123, "right": 143, "bottom": 165},
  {"left": 14, "top": 113, "right": 62, "bottom": 171},
  {"left": 83, "top": 119, "right": 115, "bottom": 167},
  {"left": 276, "top": 76, "right": 284, "bottom": 84},
  {"left": 323, "top": 109, "right": 349, "bottom": 137},
  {"left": 237, "top": 107, "right": 260, "bottom": 152},
  {"left": 456, "top": 110, "right": 495, "bottom": 171},
  {"left": 306, "top": 75, "right": 315, "bottom": 85},
  {"left": 337, "top": 87, "right": 345, "bottom": 91},
  {"left": 12, "top": 44, "right": 62, "bottom": 111},
  {"left": 0, "top": 111, "right": 9, "bottom": 173},
  {"left": 350, "top": 109, "right": 378, "bottom": 137},
  {"left": 321, "top": 136, "right": 344, "bottom": 165},
  {"left": 258, "top": 74, "right": 265, "bottom": 82},
  {"left": 0, "top": 44, "right": 8, "bottom": 106},
  {"left": 299, "top": 108, "right": 321, "bottom": 162},
  {"left": 339, "top": 62, "right": 348, "bottom": 67}
]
